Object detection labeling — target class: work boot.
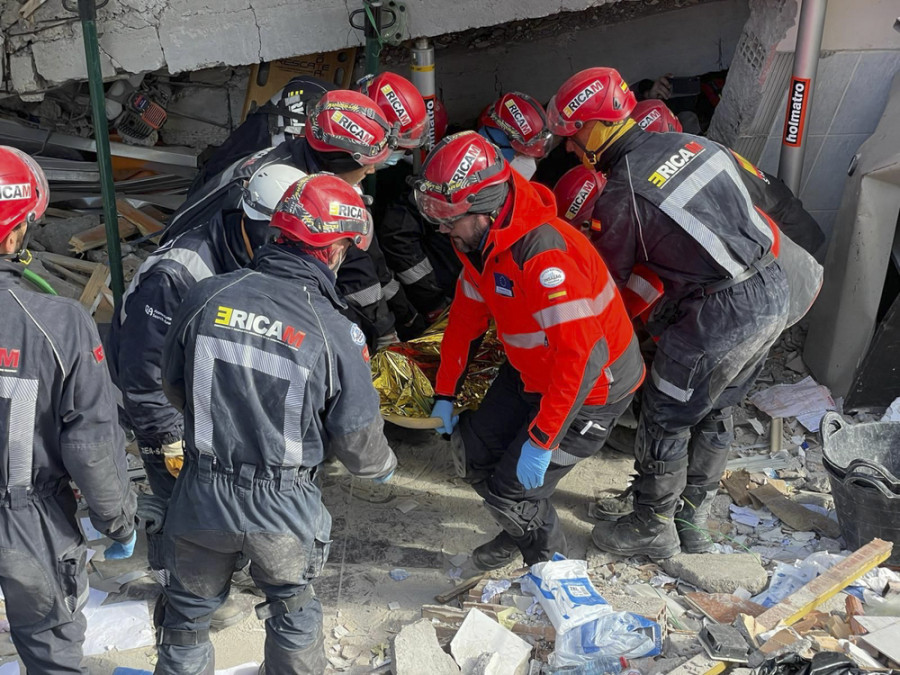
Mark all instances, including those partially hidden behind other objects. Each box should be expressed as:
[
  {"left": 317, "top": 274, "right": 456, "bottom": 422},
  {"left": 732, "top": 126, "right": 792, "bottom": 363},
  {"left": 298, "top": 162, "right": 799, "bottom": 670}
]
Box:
[
  {"left": 676, "top": 487, "right": 719, "bottom": 553},
  {"left": 591, "top": 508, "right": 681, "bottom": 559},
  {"left": 588, "top": 485, "right": 635, "bottom": 521},
  {"left": 472, "top": 531, "right": 521, "bottom": 571},
  {"left": 210, "top": 596, "right": 251, "bottom": 631}
]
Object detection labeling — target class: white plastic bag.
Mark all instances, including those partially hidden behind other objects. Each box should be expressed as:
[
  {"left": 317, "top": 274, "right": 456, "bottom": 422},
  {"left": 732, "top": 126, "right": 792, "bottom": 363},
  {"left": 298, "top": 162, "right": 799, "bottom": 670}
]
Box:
[{"left": 519, "top": 557, "right": 612, "bottom": 634}]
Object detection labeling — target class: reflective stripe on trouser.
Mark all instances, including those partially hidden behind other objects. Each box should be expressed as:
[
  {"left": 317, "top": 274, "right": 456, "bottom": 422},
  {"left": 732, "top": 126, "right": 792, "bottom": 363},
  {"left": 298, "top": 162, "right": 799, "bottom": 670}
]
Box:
[
  {"left": 155, "top": 464, "right": 329, "bottom": 674},
  {"left": 0, "top": 497, "right": 89, "bottom": 674},
  {"left": 459, "top": 362, "right": 633, "bottom": 564},
  {"left": 634, "top": 264, "right": 789, "bottom": 516}
]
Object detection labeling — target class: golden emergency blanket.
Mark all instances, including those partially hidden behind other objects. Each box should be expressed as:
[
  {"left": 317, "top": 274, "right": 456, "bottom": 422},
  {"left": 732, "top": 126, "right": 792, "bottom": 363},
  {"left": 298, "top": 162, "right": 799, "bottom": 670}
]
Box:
[{"left": 371, "top": 316, "right": 505, "bottom": 419}]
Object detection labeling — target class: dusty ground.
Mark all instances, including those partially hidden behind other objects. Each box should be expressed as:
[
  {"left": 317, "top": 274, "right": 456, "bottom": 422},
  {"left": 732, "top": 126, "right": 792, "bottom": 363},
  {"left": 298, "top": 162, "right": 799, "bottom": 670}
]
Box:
[{"left": 0, "top": 424, "right": 633, "bottom": 674}]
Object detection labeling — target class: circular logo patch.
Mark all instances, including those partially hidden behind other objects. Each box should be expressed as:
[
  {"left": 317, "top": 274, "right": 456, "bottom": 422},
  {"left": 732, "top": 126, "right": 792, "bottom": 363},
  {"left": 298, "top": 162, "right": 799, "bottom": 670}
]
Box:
[
  {"left": 350, "top": 323, "right": 366, "bottom": 346},
  {"left": 539, "top": 267, "right": 566, "bottom": 288}
]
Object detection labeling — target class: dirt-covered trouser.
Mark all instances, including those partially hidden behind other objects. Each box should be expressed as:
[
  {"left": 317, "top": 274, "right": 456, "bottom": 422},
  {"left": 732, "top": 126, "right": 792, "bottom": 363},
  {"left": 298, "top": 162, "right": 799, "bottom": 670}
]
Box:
[
  {"left": 0, "top": 491, "right": 90, "bottom": 674},
  {"left": 460, "top": 362, "right": 633, "bottom": 565},
  {"left": 154, "top": 462, "right": 331, "bottom": 675},
  {"left": 634, "top": 263, "right": 790, "bottom": 517}
]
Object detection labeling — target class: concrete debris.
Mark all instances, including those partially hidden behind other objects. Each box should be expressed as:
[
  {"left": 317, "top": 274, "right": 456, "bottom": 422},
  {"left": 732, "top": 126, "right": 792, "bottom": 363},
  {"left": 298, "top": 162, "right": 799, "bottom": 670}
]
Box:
[
  {"left": 450, "top": 609, "right": 531, "bottom": 675},
  {"left": 661, "top": 553, "right": 768, "bottom": 595},
  {"left": 392, "top": 619, "right": 460, "bottom": 675}
]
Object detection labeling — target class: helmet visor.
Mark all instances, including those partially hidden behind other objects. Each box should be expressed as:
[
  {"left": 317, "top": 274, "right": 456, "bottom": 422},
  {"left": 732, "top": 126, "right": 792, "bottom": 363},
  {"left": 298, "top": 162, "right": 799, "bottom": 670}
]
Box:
[
  {"left": 413, "top": 190, "right": 471, "bottom": 225},
  {"left": 323, "top": 208, "right": 374, "bottom": 251},
  {"left": 511, "top": 129, "right": 554, "bottom": 158},
  {"left": 546, "top": 95, "right": 581, "bottom": 137},
  {"left": 397, "top": 115, "right": 428, "bottom": 149}
]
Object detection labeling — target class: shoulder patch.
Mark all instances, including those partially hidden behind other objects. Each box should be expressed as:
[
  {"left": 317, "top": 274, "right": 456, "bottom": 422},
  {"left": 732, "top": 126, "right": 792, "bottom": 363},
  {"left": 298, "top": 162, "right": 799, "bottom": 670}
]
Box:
[
  {"left": 350, "top": 323, "right": 366, "bottom": 346},
  {"left": 93, "top": 345, "right": 105, "bottom": 363},
  {"left": 511, "top": 223, "right": 567, "bottom": 269},
  {"left": 539, "top": 267, "right": 566, "bottom": 288}
]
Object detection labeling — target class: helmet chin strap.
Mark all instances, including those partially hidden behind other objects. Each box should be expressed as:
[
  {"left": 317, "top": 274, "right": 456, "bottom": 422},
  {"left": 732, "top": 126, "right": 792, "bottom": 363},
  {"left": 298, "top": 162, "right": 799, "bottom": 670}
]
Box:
[{"left": 581, "top": 118, "right": 636, "bottom": 169}]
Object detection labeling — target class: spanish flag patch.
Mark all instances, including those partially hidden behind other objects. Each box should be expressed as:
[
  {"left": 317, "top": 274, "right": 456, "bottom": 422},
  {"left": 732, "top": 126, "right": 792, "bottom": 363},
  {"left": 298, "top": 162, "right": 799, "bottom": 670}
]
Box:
[{"left": 547, "top": 290, "right": 568, "bottom": 301}]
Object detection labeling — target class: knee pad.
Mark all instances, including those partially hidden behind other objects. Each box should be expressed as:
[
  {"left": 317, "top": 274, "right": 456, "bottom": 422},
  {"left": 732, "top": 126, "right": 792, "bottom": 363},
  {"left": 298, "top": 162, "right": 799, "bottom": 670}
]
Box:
[
  {"left": 483, "top": 495, "right": 548, "bottom": 539},
  {"left": 255, "top": 585, "right": 315, "bottom": 621},
  {"left": 635, "top": 421, "right": 689, "bottom": 475}
]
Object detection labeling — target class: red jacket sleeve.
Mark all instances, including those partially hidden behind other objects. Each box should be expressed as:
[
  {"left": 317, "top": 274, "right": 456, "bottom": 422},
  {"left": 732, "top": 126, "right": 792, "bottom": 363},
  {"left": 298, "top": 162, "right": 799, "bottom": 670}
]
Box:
[
  {"left": 522, "top": 251, "right": 616, "bottom": 449},
  {"left": 434, "top": 272, "right": 492, "bottom": 398}
]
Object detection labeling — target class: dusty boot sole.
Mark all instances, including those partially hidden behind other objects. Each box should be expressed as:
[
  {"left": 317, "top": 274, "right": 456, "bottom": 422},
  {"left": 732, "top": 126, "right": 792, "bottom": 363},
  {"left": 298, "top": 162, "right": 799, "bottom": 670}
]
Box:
[{"left": 591, "top": 522, "right": 681, "bottom": 560}]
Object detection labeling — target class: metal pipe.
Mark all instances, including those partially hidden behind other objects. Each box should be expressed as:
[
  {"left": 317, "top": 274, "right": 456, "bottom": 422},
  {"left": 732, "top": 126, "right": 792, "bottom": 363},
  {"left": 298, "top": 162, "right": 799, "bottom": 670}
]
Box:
[
  {"left": 777, "top": 0, "right": 828, "bottom": 195},
  {"left": 77, "top": 0, "right": 124, "bottom": 302},
  {"left": 363, "top": 0, "right": 383, "bottom": 76},
  {"left": 410, "top": 38, "right": 435, "bottom": 172}
]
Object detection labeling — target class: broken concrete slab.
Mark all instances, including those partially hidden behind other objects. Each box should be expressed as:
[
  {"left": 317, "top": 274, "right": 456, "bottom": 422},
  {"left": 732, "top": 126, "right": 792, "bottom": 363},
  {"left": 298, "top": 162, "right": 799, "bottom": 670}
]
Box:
[
  {"left": 450, "top": 608, "right": 531, "bottom": 675},
  {"left": 392, "top": 619, "right": 459, "bottom": 675},
  {"left": 661, "top": 553, "right": 768, "bottom": 595}
]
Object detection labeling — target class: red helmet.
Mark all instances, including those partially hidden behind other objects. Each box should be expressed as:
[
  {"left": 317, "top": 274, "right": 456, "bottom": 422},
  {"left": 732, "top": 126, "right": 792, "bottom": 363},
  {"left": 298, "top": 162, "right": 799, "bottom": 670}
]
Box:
[
  {"left": 0, "top": 146, "right": 49, "bottom": 242},
  {"left": 547, "top": 67, "right": 637, "bottom": 136},
  {"left": 357, "top": 72, "right": 428, "bottom": 149},
  {"left": 432, "top": 98, "right": 449, "bottom": 143},
  {"left": 631, "top": 99, "right": 682, "bottom": 133},
  {"left": 553, "top": 166, "right": 607, "bottom": 226},
  {"left": 482, "top": 92, "right": 553, "bottom": 158},
  {"left": 306, "top": 90, "right": 395, "bottom": 165},
  {"left": 413, "top": 131, "right": 511, "bottom": 225},
  {"left": 270, "top": 173, "right": 373, "bottom": 250}
]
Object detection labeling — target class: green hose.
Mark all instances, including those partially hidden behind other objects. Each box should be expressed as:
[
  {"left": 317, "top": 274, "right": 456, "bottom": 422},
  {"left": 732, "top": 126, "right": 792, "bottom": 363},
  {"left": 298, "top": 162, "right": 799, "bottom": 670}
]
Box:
[{"left": 23, "top": 268, "right": 58, "bottom": 295}]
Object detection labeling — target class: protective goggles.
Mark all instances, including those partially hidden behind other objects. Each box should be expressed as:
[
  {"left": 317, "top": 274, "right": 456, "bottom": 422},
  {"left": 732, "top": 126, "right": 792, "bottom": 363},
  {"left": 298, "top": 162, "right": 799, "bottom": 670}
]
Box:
[
  {"left": 545, "top": 95, "right": 582, "bottom": 136},
  {"left": 511, "top": 128, "right": 554, "bottom": 158},
  {"left": 413, "top": 190, "right": 472, "bottom": 226}
]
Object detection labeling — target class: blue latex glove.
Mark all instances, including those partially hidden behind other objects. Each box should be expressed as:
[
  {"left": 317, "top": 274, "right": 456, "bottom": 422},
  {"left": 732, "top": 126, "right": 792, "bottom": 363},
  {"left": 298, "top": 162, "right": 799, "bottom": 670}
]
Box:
[
  {"left": 104, "top": 531, "right": 137, "bottom": 560},
  {"left": 517, "top": 439, "right": 552, "bottom": 489},
  {"left": 373, "top": 470, "right": 394, "bottom": 484},
  {"left": 431, "top": 399, "right": 459, "bottom": 435}
]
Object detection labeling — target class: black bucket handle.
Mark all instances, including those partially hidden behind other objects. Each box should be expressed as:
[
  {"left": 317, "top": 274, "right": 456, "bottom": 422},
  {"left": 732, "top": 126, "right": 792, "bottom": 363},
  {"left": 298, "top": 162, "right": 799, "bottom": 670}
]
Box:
[
  {"left": 820, "top": 411, "right": 844, "bottom": 447},
  {"left": 845, "top": 473, "right": 900, "bottom": 500},
  {"left": 844, "top": 457, "right": 900, "bottom": 489}
]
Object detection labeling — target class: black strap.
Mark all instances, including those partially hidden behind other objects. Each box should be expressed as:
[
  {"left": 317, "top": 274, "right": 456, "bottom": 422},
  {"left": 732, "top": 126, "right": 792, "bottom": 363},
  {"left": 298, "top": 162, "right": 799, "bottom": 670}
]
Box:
[
  {"left": 703, "top": 251, "right": 776, "bottom": 296},
  {"left": 641, "top": 455, "right": 689, "bottom": 476},
  {"left": 157, "top": 627, "right": 210, "bottom": 647},
  {"left": 255, "top": 585, "right": 314, "bottom": 621}
]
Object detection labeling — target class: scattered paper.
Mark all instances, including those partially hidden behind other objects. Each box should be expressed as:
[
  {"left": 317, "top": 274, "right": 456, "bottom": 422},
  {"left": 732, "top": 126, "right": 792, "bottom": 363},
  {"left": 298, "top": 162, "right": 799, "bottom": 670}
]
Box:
[
  {"left": 80, "top": 518, "right": 105, "bottom": 542},
  {"left": 749, "top": 376, "right": 836, "bottom": 432},
  {"left": 82, "top": 588, "right": 154, "bottom": 656},
  {"left": 882, "top": 397, "right": 900, "bottom": 422},
  {"left": 650, "top": 574, "right": 678, "bottom": 588},
  {"left": 448, "top": 567, "right": 463, "bottom": 580},
  {"left": 0, "top": 663, "right": 19, "bottom": 675},
  {"left": 394, "top": 499, "right": 419, "bottom": 514},
  {"left": 747, "top": 418, "right": 765, "bottom": 435},
  {"left": 481, "top": 579, "right": 511, "bottom": 603}
]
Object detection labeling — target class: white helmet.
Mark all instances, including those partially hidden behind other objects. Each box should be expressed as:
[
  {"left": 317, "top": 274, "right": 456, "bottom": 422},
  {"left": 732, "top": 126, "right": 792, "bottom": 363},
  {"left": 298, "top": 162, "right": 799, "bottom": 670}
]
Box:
[{"left": 242, "top": 163, "right": 307, "bottom": 221}]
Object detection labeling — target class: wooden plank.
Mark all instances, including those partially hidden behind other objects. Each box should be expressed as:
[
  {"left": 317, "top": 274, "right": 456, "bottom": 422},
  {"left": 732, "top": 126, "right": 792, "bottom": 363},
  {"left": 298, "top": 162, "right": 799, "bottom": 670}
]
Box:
[
  {"left": 721, "top": 470, "right": 753, "bottom": 507},
  {"left": 78, "top": 265, "right": 109, "bottom": 312},
  {"left": 460, "top": 602, "right": 556, "bottom": 642},
  {"left": 69, "top": 219, "right": 138, "bottom": 253},
  {"left": 19, "top": 0, "right": 49, "bottom": 19},
  {"left": 683, "top": 592, "right": 766, "bottom": 624},
  {"left": 42, "top": 260, "right": 89, "bottom": 287},
  {"left": 752, "top": 538, "right": 892, "bottom": 633},
  {"left": 36, "top": 252, "right": 99, "bottom": 274},
  {"left": 748, "top": 483, "right": 842, "bottom": 538},
  {"left": 116, "top": 198, "right": 165, "bottom": 238},
  {"left": 434, "top": 574, "right": 485, "bottom": 605}
]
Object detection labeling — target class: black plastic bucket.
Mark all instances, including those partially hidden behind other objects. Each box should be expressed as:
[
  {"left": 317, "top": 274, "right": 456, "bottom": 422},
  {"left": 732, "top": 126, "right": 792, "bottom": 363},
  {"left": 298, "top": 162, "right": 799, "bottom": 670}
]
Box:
[{"left": 820, "top": 411, "right": 900, "bottom": 565}]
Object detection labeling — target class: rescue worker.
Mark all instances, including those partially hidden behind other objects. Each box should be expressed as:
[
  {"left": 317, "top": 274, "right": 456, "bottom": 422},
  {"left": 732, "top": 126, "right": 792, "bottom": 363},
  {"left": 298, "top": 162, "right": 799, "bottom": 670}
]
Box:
[
  {"left": 419, "top": 132, "right": 645, "bottom": 569},
  {"left": 547, "top": 67, "right": 791, "bottom": 557},
  {"left": 370, "top": 92, "right": 459, "bottom": 323},
  {"left": 477, "top": 92, "right": 554, "bottom": 180},
  {"left": 190, "top": 75, "right": 336, "bottom": 194},
  {"left": 108, "top": 159, "right": 306, "bottom": 628},
  {"left": 0, "top": 146, "right": 137, "bottom": 673},
  {"left": 631, "top": 100, "right": 824, "bottom": 254},
  {"left": 157, "top": 173, "right": 397, "bottom": 674},
  {"left": 163, "top": 89, "right": 419, "bottom": 349}
]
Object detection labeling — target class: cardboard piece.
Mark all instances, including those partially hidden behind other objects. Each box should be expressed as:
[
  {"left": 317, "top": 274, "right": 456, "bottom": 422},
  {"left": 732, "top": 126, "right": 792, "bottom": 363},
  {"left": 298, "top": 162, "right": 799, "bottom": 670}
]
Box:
[{"left": 748, "top": 483, "right": 842, "bottom": 538}]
